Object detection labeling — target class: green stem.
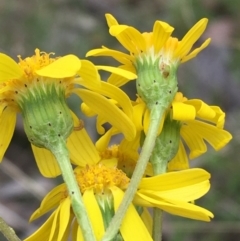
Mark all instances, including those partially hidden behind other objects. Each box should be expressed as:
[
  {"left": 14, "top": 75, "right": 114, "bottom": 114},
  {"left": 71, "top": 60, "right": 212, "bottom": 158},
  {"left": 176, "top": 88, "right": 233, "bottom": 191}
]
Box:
[
  {"left": 50, "top": 138, "right": 96, "bottom": 241},
  {"left": 151, "top": 162, "right": 166, "bottom": 175},
  {"left": 152, "top": 159, "right": 164, "bottom": 241},
  {"left": 152, "top": 209, "right": 163, "bottom": 241},
  {"left": 151, "top": 151, "right": 165, "bottom": 241},
  {"left": 151, "top": 137, "right": 167, "bottom": 241},
  {"left": 102, "top": 106, "right": 164, "bottom": 241},
  {"left": 0, "top": 217, "right": 21, "bottom": 241}
]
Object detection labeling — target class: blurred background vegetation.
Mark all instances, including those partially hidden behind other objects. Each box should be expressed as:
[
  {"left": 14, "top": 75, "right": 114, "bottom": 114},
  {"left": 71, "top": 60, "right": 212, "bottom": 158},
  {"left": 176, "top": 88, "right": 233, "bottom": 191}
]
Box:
[{"left": 0, "top": 0, "right": 239, "bottom": 240}]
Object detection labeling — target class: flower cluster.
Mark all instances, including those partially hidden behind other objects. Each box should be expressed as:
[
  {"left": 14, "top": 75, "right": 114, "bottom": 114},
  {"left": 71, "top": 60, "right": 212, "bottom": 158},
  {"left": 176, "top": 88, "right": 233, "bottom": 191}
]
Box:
[{"left": 0, "top": 13, "right": 232, "bottom": 241}]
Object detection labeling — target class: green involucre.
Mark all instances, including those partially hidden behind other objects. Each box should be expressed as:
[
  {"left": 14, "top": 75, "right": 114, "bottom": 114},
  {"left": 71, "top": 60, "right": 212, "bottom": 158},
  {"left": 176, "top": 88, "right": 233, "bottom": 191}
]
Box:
[
  {"left": 136, "top": 56, "right": 178, "bottom": 111},
  {"left": 18, "top": 80, "right": 73, "bottom": 149},
  {"left": 151, "top": 113, "right": 181, "bottom": 174}
]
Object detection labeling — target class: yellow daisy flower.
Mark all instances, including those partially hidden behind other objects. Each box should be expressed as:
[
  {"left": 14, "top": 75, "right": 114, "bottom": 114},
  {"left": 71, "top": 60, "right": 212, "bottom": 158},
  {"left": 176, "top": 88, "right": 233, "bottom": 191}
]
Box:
[
  {"left": 0, "top": 49, "right": 136, "bottom": 177},
  {"left": 24, "top": 128, "right": 213, "bottom": 241},
  {"left": 135, "top": 93, "right": 232, "bottom": 170},
  {"left": 89, "top": 92, "right": 232, "bottom": 171},
  {"left": 87, "top": 13, "right": 211, "bottom": 87},
  {"left": 168, "top": 92, "right": 232, "bottom": 170}
]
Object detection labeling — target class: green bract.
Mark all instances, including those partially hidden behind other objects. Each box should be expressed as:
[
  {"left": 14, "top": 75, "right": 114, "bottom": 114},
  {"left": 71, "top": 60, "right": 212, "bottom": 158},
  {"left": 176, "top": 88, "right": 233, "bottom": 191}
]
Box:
[
  {"left": 150, "top": 113, "right": 181, "bottom": 174},
  {"left": 20, "top": 81, "right": 73, "bottom": 149},
  {"left": 135, "top": 57, "right": 178, "bottom": 111}
]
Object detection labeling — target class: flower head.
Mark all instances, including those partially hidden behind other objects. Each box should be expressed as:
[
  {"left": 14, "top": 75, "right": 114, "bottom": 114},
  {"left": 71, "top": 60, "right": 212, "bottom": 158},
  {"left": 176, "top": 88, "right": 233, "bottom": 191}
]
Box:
[
  {"left": 24, "top": 129, "right": 213, "bottom": 241},
  {"left": 0, "top": 49, "right": 80, "bottom": 177},
  {"left": 92, "top": 92, "right": 232, "bottom": 171},
  {"left": 133, "top": 92, "right": 232, "bottom": 170},
  {"left": 87, "top": 14, "right": 211, "bottom": 88},
  {"left": 167, "top": 92, "right": 232, "bottom": 170},
  {"left": 0, "top": 49, "right": 136, "bottom": 177},
  {"left": 0, "top": 49, "right": 76, "bottom": 111}
]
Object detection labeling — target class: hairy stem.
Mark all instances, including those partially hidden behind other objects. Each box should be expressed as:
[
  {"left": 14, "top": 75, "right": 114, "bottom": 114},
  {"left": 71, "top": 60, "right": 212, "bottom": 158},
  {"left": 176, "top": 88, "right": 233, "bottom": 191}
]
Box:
[
  {"left": 102, "top": 106, "right": 163, "bottom": 241},
  {"left": 151, "top": 153, "right": 164, "bottom": 241},
  {"left": 51, "top": 138, "right": 96, "bottom": 241},
  {"left": 152, "top": 209, "right": 163, "bottom": 241}
]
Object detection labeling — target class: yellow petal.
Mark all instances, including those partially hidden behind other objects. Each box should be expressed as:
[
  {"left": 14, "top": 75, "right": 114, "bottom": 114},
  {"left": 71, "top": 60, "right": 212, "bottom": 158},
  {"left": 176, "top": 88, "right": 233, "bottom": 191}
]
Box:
[
  {"left": 136, "top": 192, "right": 213, "bottom": 221},
  {"left": 145, "top": 163, "right": 154, "bottom": 177},
  {"left": 86, "top": 48, "right": 133, "bottom": 65},
  {"left": 0, "top": 53, "right": 24, "bottom": 81},
  {"left": 31, "top": 144, "right": 61, "bottom": 177},
  {"left": 49, "top": 204, "right": 61, "bottom": 241},
  {"left": 72, "top": 220, "right": 84, "bottom": 241},
  {"left": 172, "top": 102, "right": 196, "bottom": 120},
  {"left": 68, "top": 113, "right": 100, "bottom": 164},
  {"left": 100, "top": 157, "right": 118, "bottom": 168},
  {"left": 168, "top": 140, "right": 189, "bottom": 171},
  {"left": 139, "top": 180, "right": 210, "bottom": 202},
  {"left": 105, "top": 13, "right": 119, "bottom": 27},
  {"left": 110, "top": 25, "right": 146, "bottom": 54},
  {"left": 80, "top": 102, "right": 96, "bottom": 117},
  {"left": 133, "top": 193, "right": 153, "bottom": 207},
  {"left": 139, "top": 168, "right": 210, "bottom": 191},
  {"left": 97, "top": 65, "right": 137, "bottom": 80},
  {"left": 83, "top": 189, "right": 105, "bottom": 240},
  {"left": 96, "top": 114, "right": 108, "bottom": 134},
  {"left": 61, "top": 213, "right": 73, "bottom": 241},
  {"left": 174, "top": 18, "right": 208, "bottom": 59},
  {"left": 0, "top": 108, "right": 16, "bottom": 161},
  {"left": 36, "top": 55, "right": 81, "bottom": 78},
  {"left": 185, "top": 99, "right": 216, "bottom": 120},
  {"left": 210, "top": 106, "right": 225, "bottom": 128},
  {"left": 174, "top": 92, "right": 187, "bottom": 102},
  {"left": 110, "top": 186, "right": 153, "bottom": 241},
  {"left": 181, "top": 38, "right": 211, "bottom": 63},
  {"left": 107, "top": 65, "right": 136, "bottom": 87},
  {"left": 58, "top": 198, "right": 71, "bottom": 241},
  {"left": 133, "top": 103, "right": 146, "bottom": 131},
  {"left": 95, "top": 127, "right": 119, "bottom": 152},
  {"left": 153, "top": 21, "right": 174, "bottom": 53},
  {"left": 141, "top": 208, "right": 152, "bottom": 236},
  {"left": 75, "top": 89, "right": 136, "bottom": 141},
  {"left": 67, "top": 127, "right": 100, "bottom": 166},
  {"left": 94, "top": 81, "right": 134, "bottom": 119},
  {"left": 183, "top": 121, "right": 232, "bottom": 156},
  {"left": 24, "top": 210, "right": 57, "bottom": 241},
  {"left": 180, "top": 123, "right": 207, "bottom": 158},
  {"left": 119, "top": 131, "right": 141, "bottom": 153},
  {"left": 143, "top": 108, "right": 151, "bottom": 134},
  {"left": 76, "top": 225, "right": 85, "bottom": 241},
  {"left": 163, "top": 180, "right": 210, "bottom": 201},
  {"left": 71, "top": 109, "right": 82, "bottom": 126},
  {"left": 0, "top": 104, "right": 5, "bottom": 116},
  {"left": 30, "top": 183, "right": 65, "bottom": 222},
  {"left": 95, "top": 111, "right": 120, "bottom": 137},
  {"left": 76, "top": 59, "right": 101, "bottom": 89}
]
